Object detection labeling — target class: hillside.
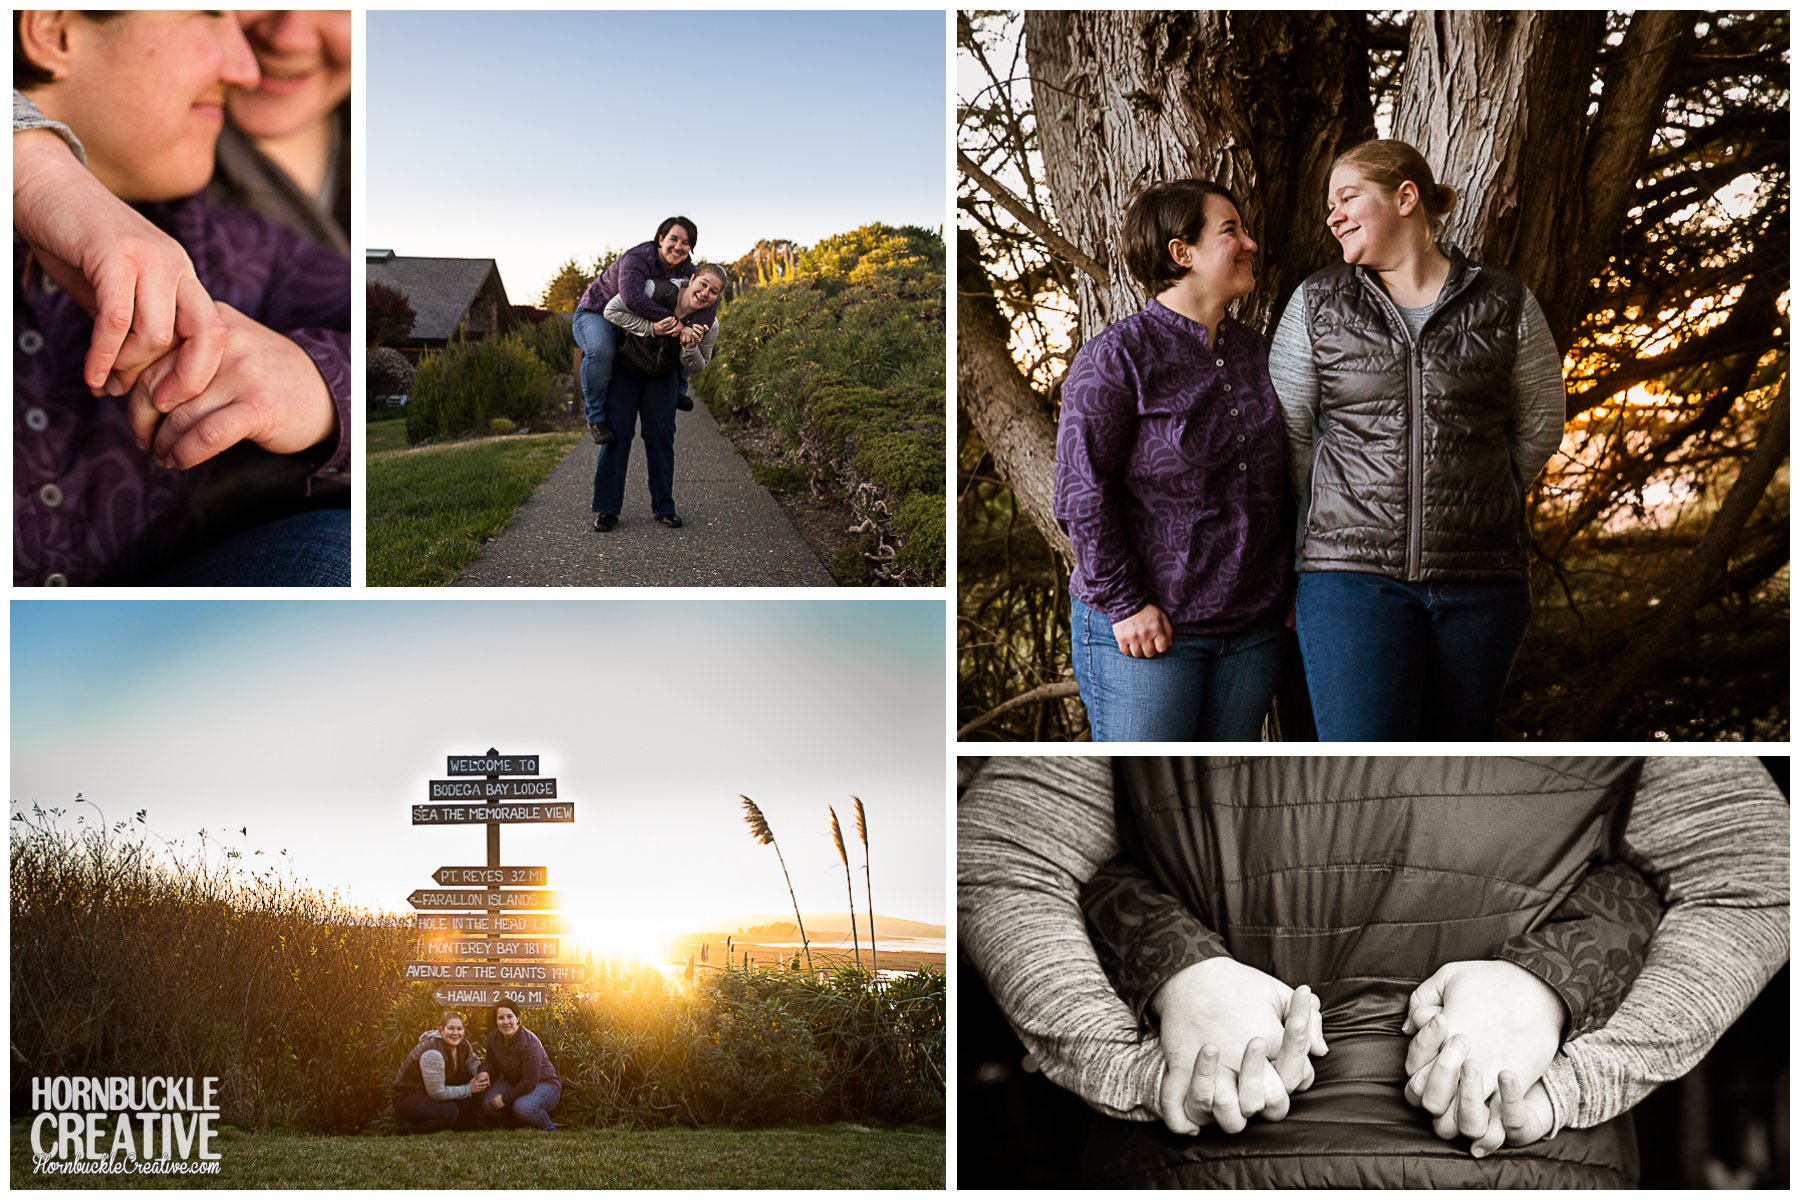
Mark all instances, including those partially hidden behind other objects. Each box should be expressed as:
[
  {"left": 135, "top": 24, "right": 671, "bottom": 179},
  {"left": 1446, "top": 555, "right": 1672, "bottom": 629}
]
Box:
[{"left": 696, "top": 224, "right": 945, "bottom": 585}]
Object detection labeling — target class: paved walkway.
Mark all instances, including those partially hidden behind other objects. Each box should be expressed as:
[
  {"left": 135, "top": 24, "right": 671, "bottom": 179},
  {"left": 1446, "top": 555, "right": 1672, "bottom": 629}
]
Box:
[{"left": 451, "top": 402, "right": 835, "bottom": 587}]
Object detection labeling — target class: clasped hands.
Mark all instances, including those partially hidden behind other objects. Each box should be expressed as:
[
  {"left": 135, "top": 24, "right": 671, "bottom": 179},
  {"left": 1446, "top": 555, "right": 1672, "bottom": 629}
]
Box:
[
  {"left": 1153, "top": 957, "right": 1560, "bottom": 1154},
  {"left": 14, "top": 128, "right": 336, "bottom": 469}
]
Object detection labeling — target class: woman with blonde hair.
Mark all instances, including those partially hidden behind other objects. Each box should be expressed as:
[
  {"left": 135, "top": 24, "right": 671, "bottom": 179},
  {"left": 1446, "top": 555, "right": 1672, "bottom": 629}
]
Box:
[{"left": 1270, "top": 139, "right": 1566, "bottom": 740}]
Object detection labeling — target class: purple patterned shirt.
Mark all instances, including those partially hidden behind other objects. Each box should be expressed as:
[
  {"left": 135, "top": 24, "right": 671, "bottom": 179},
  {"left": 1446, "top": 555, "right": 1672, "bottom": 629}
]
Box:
[
  {"left": 577, "top": 240, "right": 719, "bottom": 329},
  {"left": 14, "top": 192, "right": 351, "bottom": 586},
  {"left": 1053, "top": 299, "right": 1291, "bottom": 633}
]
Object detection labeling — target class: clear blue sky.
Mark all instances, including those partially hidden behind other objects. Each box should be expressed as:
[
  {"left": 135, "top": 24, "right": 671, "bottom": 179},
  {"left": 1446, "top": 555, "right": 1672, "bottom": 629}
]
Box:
[
  {"left": 12, "top": 599, "right": 946, "bottom": 957},
  {"left": 366, "top": 9, "right": 948, "bottom": 306}
]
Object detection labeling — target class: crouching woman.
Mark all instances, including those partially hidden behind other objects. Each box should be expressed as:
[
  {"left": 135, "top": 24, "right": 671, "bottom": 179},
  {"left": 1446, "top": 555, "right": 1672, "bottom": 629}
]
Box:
[
  {"left": 391, "top": 1010, "right": 488, "bottom": 1134},
  {"left": 481, "top": 999, "right": 563, "bottom": 1132}
]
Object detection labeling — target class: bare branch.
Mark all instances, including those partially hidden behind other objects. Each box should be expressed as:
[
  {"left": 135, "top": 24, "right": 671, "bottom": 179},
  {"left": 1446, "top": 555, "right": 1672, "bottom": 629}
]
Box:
[{"left": 957, "top": 150, "right": 1110, "bottom": 288}]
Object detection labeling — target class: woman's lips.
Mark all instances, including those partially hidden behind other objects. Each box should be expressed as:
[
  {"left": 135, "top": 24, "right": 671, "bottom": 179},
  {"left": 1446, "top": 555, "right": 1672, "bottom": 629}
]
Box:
[
  {"left": 255, "top": 70, "right": 315, "bottom": 96},
  {"left": 192, "top": 103, "right": 226, "bottom": 122}
]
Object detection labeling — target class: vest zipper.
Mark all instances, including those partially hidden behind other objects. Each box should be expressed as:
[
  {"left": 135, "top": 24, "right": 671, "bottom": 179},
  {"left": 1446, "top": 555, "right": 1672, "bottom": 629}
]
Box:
[{"left": 1358, "top": 256, "right": 1482, "bottom": 582}]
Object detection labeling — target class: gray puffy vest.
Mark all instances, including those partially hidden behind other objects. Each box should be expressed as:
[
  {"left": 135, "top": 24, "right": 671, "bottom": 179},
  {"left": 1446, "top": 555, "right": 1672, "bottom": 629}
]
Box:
[
  {"left": 1300, "top": 248, "right": 1529, "bottom": 581},
  {"left": 1082, "top": 756, "right": 1644, "bottom": 1188}
]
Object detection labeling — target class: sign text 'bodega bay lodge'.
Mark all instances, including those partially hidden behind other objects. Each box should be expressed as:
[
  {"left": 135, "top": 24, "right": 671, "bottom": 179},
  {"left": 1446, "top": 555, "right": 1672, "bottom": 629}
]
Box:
[{"left": 405, "top": 749, "right": 584, "bottom": 1007}]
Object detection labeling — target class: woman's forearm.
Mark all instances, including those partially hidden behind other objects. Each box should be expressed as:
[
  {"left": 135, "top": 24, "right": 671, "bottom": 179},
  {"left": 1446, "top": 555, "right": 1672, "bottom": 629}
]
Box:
[
  {"left": 959, "top": 756, "right": 1164, "bottom": 1120},
  {"left": 602, "top": 294, "right": 654, "bottom": 335},
  {"left": 1541, "top": 756, "right": 1788, "bottom": 1132}
]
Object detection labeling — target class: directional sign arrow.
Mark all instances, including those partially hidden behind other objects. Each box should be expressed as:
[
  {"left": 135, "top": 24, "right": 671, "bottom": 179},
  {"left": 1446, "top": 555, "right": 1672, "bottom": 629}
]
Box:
[
  {"left": 426, "top": 779, "right": 558, "bottom": 802},
  {"left": 415, "top": 913, "right": 572, "bottom": 935},
  {"left": 411, "top": 803, "right": 574, "bottom": 826},
  {"left": 431, "top": 986, "right": 549, "bottom": 1008},
  {"left": 407, "top": 889, "right": 563, "bottom": 911},
  {"left": 405, "top": 962, "right": 588, "bottom": 984},
  {"left": 432, "top": 866, "right": 548, "bottom": 887}
]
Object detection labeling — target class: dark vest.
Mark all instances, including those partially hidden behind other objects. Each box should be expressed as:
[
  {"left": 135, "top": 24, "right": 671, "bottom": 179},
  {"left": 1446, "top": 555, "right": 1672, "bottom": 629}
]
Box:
[
  {"left": 1084, "top": 756, "right": 1642, "bottom": 1189},
  {"left": 615, "top": 277, "right": 685, "bottom": 381},
  {"left": 1300, "top": 249, "right": 1529, "bottom": 581},
  {"left": 390, "top": 1032, "right": 475, "bottom": 1102}
]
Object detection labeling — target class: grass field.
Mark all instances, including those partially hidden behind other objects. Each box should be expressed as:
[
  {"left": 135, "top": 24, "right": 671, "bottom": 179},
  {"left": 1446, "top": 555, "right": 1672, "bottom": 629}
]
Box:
[
  {"left": 367, "top": 430, "right": 582, "bottom": 586},
  {"left": 12, "top": 1122, "right": 944, "bottom": 1190}
]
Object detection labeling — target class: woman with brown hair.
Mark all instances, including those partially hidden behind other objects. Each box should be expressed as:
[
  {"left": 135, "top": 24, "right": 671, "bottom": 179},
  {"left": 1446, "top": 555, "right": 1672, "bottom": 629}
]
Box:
[
  {"left": 1270, "top": 139, "right": 1566, "bottom": 740},
  {"left": 391, "top": 1010, "right": 489, "bottom": 1134}
]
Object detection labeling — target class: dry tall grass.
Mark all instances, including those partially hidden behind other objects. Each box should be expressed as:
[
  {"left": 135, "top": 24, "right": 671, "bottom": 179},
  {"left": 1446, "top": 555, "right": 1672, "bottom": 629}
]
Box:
[{"left": 10, "top": 806, "right": 943, "bottom": 1134}]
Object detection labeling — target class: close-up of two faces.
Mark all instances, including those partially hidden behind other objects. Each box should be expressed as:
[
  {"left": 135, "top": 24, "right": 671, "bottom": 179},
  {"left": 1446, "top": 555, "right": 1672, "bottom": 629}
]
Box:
[{"left": 14, "top": 10, "right": 353, "bottom": 588}]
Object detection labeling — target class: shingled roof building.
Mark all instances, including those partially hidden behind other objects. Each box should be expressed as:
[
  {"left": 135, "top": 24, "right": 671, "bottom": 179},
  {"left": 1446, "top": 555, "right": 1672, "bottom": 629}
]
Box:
[{"left": 366, "top": 250, "right": 517, "bottom": 362}]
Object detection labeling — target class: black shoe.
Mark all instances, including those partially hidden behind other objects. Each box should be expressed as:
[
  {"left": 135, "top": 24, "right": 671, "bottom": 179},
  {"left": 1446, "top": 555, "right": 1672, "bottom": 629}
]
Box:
[
  {"left": 676, "top": 394, "right": 694, "bottom": 412},
  {"left": 589, "top": 421, "right": 616, "bottom": 446},
  {"left": 654, "top": 513, "right": 683, "bottom": 529},
  {"left": 592, "top": 513, "right": 618, "bottom": 532}
]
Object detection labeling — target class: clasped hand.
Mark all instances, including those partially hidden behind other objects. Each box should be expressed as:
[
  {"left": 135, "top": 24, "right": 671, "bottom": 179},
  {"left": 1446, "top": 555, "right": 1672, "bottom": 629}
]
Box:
[
  {"left": 1152, "top": 957, "right": 1327, "bottom": 1135},
  {"left": 1402, "top": 960, "right": 1561, "bottom": 1155}
]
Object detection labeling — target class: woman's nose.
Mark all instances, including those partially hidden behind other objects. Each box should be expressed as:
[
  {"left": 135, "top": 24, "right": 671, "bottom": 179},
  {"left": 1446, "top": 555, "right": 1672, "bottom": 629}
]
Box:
[{"left": 218, "top": 20, "right": 262, "bottom": 89}]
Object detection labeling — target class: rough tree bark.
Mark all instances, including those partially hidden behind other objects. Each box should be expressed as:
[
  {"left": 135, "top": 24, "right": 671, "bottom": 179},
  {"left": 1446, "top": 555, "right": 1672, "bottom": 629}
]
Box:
[
  {"left": 1025, "top": 9, "right": 1376, "bottom": 341},
  {"left": 1393, "top": 10, "right": 1692, "bottom": 361},
  {"left": 958, "top": 227, "right": 1073, "bottom": 566}
]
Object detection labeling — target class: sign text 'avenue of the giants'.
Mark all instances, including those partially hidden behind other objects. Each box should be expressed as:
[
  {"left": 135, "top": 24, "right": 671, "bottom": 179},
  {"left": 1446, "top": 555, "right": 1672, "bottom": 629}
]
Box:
[
  {"left": 418, "top": 938, "right": 558, "bottom": 959},
  {"left": 432, "top": 986, "right": 548, "bottom": 1007},
  {"left": 427, "top": 778, "right": 558, "bottom": 801},
  {"left": 405, "top": 962, "right": 588, "bottom": 984},
  {"left": 407, "top": 889, "right": 563, "bottom": 911},
  {"left": 445, "top": 755, "right": 539, "bottom": 776},
  {"left": 412, "top": 803, "right": 574, "bottom": 825},
  {"left": 415, "top": 913, "right": 571, "bottom": 935},
  {"left": 433, "top": 866, "right": 548, "bottom": 887}
]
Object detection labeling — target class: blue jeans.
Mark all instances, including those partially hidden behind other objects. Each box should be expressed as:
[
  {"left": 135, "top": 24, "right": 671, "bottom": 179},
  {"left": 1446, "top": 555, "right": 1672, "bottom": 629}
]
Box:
[
  {"left": 573, "top": 309, "right": 617, "bottom": 425},
  {"left": 1070, "top": 597, "right": 1285, "bottom": 742},
  {"left": 485, "top": 1079, "right": 561, "bottom": 1131},
  {"left": 1295, "top": 571, "right": 1532, "bottom": 741},
  {"left": 147, "top": 509, "right": 350, "bottom": 586},
  {"left": 590, "top": 368, "right": 678, "bottom": 517}
]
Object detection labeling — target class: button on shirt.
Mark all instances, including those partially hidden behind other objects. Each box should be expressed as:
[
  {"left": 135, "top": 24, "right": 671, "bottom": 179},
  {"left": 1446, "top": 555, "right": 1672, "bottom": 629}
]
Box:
[
  {"left": 1053, "top": 300, "right": 1291, "bottom": 633},
  {"left": 15, "top": 192, "right": 351, "bottom": 586}
]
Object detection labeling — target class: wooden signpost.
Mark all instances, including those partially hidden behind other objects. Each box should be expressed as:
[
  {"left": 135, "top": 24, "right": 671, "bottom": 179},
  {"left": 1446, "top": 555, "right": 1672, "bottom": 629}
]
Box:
[{"left": 405, "top": 748, "right": 575, "bottom": 1008}]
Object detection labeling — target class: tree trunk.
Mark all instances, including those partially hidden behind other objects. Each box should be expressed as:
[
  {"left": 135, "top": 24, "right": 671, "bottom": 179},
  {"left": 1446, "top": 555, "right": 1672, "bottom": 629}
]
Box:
[
  {"left": 1025, "top": 10, "right": 1376, "bottom": 341},
  {"left": 1392, "top": 10, "right": 1603, "bottom": 346},
  {"left": 957, "top": 228, "right": 1073, "bottom": 566}
]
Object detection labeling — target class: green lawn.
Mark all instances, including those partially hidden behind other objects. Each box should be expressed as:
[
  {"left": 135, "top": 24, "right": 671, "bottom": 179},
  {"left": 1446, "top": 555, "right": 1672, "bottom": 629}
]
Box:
[
  {"left": 367, "top": 430, "right": 582, "bottom": 586},
  {"left": 12, "top": 1122, "right": 944, "bottom": 1189},
  {"left": 366, "top": 413, "right": 411, "bottom": 455}
]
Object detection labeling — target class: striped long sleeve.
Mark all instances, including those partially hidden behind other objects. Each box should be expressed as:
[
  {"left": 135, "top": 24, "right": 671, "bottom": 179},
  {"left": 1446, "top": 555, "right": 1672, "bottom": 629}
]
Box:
[{"left": 1540, "top": 755, "right": 1789, "bottom": 1133}]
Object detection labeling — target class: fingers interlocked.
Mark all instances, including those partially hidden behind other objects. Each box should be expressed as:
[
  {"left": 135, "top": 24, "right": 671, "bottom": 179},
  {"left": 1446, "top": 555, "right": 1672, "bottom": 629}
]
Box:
[{"left": 1183, "top": 986, "right": 1319, "bottom": 1134}]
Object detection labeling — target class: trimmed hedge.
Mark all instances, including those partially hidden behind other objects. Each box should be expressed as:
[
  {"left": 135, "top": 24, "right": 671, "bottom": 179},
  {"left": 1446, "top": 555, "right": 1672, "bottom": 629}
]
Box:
[{"left": 405, "top": 337, "right": 553, "bottom": 444}]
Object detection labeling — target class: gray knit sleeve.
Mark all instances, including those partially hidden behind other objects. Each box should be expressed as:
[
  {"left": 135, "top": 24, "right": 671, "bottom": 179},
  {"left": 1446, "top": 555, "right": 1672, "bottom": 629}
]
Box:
[
  {"left": 13, "top": 89, "right": 85, "bottom": 165},
  {"left": 1539, "top": 756, "right": 1789, "bottom": 1133},
  {"left": 420, "top": 1048, "right": 471, "bottom": 1101},
  {"left": 1268, "top": 282, "right": 1320, "bottom": 512},
  {"left": 684, "top": 320, "right": 718, "bottom": 376},
  {"left": 1508, "top": 289, "right": 1566, "bottom": 489},
  {"left": 958, "top": 756, "right": 1164, "bottom": 1121}
]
